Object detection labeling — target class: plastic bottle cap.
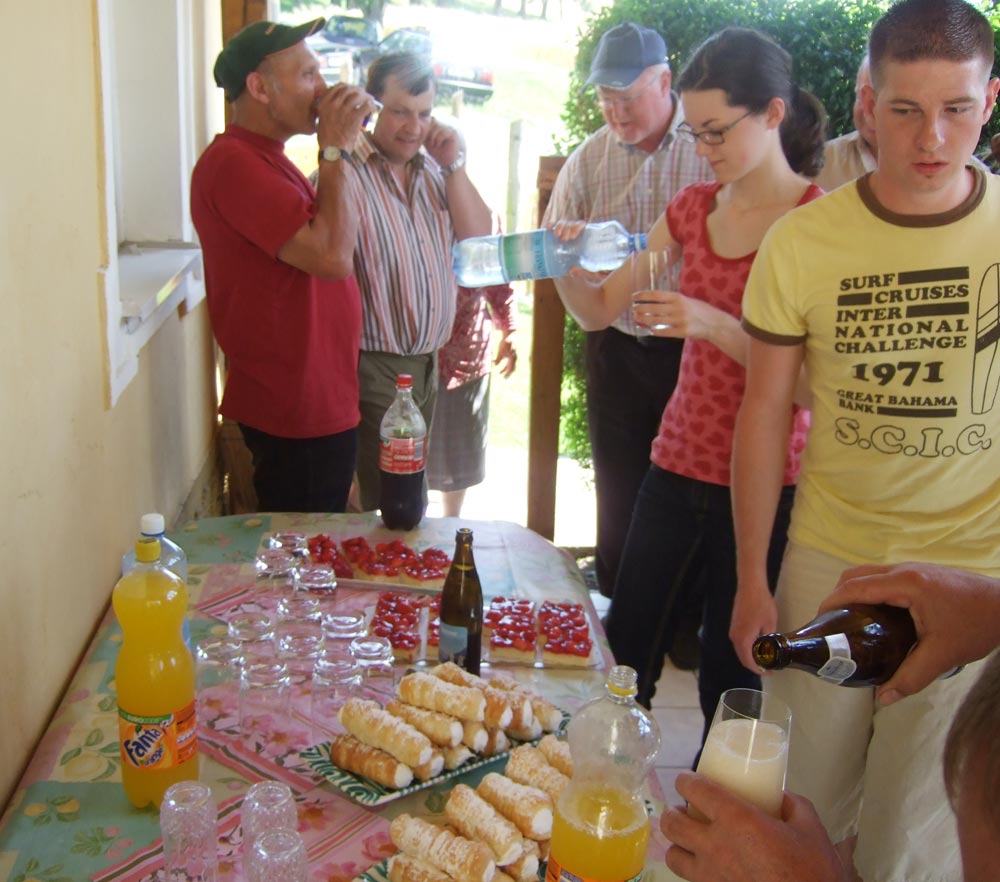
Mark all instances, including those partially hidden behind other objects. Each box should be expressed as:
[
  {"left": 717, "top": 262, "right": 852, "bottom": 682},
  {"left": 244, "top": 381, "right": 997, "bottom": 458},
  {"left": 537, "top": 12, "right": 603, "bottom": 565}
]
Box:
[
  {"left": 135, "top": 536, "right": 161, "bottom": 563},
  {"left": 396, "top": 374, "right": 413, "bottom": 389},
  {"left": 140, "top": 512, "right": 166, "bottom": 536}
]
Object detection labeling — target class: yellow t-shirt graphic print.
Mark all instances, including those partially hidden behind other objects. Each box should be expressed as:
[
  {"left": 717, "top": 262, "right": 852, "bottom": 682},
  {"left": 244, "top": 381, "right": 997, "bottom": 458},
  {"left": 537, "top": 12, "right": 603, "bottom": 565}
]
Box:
[{"left": 742, "top": 168, "right": 1000, "bottom": 574}]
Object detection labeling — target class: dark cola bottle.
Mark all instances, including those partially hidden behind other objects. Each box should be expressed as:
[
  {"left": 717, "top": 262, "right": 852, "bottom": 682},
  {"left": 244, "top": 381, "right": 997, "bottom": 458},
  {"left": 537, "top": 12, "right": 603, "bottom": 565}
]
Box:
[
  {"left": 378, "top": 374, "right": 427, "bottom": 531},
  {"left": 438, "top": 528, "right": 483, "bottom": 675},
  {"left": 751, "top": 604, "right": 918, "bottom": 687}
]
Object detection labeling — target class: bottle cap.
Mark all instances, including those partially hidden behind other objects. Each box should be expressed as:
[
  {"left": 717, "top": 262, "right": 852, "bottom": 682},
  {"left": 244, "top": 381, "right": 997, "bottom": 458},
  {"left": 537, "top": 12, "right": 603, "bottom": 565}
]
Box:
[
  {"left": 396, "top": 374, "right": 413, "bottom": 389},
  {"left": 632, "top": 233, "right": 648, "bottom": 253},
  {"left": 140, "top": 512, "right": 166, "bottom": 536},
  {"left": 607, "top": 664, "right": 639, "bottom": 697},
  {"left": 135, "top": 536, "right": 161, "bottom": 563}
]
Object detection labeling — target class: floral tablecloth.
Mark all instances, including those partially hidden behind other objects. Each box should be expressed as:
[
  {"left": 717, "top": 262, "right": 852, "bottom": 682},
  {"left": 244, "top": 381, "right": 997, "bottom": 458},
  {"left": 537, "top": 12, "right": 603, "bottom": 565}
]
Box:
[{"left": 0, "top": 513, "right": 671, "bottom": 882}]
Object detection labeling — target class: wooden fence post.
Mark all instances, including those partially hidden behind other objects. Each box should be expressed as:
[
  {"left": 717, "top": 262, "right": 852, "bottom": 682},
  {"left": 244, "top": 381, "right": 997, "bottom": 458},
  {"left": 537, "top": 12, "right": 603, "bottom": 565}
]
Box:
[{"left": 526, "top": 155, "right": 566, "bottom": 539}]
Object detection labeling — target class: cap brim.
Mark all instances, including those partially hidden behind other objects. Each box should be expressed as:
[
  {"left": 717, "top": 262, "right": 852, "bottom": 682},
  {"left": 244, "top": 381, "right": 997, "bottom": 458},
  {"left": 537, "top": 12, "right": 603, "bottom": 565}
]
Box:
[
  {"left": 585, "top": 67, "right": 642, "bottom": 89},
  {"left": 270, "top": 17, "right": 326, "bottom": 55}
]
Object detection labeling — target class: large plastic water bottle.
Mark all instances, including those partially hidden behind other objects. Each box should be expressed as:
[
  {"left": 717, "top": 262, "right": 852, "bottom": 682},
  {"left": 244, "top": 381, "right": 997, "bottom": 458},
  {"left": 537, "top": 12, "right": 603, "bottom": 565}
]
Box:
[
  {"left": 546, "top": 665, "right": 661, "bottom": 882},
  {"left": 453, "top": 220, "right": 647, "bottom": 286},
  {"left": 122, "top": 513, "right": 188, "bottom": 583}
]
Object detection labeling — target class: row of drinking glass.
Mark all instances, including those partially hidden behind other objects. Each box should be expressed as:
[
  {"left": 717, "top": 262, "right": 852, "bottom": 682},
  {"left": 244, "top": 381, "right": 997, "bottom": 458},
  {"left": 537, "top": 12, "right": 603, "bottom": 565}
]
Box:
[
  {"left": 161, "top": 779, "right": 306, "bottom": 882},
  {"left": 196, "top": 610, "right": 395, "bottom": 741}
]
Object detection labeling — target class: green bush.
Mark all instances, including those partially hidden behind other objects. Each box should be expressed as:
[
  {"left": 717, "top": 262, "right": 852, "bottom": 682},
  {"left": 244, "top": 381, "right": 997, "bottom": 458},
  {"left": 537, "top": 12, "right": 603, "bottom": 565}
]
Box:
[{"left": 558, "top": 0, "right": 1000, "bottom": 464}]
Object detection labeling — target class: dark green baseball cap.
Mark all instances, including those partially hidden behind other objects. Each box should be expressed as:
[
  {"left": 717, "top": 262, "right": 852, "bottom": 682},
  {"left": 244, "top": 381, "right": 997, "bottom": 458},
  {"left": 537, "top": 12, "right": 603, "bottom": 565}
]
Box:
[{"left": 213, "top": 18, "right": 325, "bottom": 102}]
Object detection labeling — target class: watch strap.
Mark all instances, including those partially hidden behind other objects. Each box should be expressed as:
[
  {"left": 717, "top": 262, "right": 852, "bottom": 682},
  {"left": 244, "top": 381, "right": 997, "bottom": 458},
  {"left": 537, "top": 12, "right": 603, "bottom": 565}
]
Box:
[
  {"left": 318, "top": 146, "right": 352, "bottom": 164},
  {"left": 440, "top": 153, "right": 466, "bottom": 178}
]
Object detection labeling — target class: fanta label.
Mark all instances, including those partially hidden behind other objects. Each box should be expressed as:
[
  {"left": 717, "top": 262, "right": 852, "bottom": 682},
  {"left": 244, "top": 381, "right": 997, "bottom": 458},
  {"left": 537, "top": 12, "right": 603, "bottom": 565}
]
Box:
[{"left": 118, "top": 700, "right": 197, "bottom": 771}]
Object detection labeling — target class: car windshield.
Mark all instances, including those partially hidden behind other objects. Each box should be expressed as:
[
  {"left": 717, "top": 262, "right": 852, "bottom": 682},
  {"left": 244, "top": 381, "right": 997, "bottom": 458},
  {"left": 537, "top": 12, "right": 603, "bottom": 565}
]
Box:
[
  {"left": 383, "top": 30, "right": 432, "bottom": 55},
  {"left": 326, "top": 17, "right": 377, "bottom": 43}
]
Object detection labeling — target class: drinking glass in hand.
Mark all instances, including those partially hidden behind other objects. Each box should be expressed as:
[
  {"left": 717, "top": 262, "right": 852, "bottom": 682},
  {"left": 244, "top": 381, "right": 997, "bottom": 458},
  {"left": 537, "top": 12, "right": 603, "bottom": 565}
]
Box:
[
  {"left": 160, "top": 780, "right": 219, "bottom": 882},
  {"left": 631, "top": 248, "right": 672, "bottom": 333},
  {"left": 245, "top": 828, "right": 309, "bottom": 882},
  {"left": 693, "top": 687, "right": 792, "bottom": 818}
]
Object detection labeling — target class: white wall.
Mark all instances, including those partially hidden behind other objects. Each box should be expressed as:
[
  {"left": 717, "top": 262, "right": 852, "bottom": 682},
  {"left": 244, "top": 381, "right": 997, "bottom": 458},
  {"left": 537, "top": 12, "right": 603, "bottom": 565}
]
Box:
[{"left": 0, "top": 0, "right": 220, "bottom": 807}]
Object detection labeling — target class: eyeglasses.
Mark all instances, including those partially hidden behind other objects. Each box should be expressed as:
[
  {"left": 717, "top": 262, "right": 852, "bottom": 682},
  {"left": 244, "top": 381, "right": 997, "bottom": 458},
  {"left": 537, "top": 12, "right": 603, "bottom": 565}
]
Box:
[
  {"left": 677, "top": 110, "right": 754, "bottom": 145},
  {"left": 595, "top": 76, "right": 658, "bottom": 111}
]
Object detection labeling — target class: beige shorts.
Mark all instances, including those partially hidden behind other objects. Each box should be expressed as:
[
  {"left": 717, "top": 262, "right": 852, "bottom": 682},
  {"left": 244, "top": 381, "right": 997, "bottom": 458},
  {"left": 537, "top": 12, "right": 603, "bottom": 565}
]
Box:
[{"left": 766, "top": 542, "right": 982, "bottom": 882}]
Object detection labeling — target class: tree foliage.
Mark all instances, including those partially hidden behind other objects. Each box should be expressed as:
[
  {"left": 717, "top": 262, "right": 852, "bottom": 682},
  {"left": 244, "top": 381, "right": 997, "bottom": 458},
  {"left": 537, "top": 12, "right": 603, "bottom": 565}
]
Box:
[{"left": 558, "top": 0, "right": 1000, "bottom": 465}]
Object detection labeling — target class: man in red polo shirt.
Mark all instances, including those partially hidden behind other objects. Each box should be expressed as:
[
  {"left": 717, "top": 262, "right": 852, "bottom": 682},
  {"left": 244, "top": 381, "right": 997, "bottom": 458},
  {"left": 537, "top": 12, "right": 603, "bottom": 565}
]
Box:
[{"left": 192, "top": 19, "right": 378, "bottom": 512}]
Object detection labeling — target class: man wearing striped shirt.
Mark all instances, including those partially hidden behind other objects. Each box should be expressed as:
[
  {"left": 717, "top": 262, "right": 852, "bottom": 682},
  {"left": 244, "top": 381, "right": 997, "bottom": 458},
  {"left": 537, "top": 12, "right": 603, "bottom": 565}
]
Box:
[
  {"left": 543, "top": 22, "right": 711, "bottom": 605},
  {"left": 349, "top": 52, "right": 493, "bottom": 512}
]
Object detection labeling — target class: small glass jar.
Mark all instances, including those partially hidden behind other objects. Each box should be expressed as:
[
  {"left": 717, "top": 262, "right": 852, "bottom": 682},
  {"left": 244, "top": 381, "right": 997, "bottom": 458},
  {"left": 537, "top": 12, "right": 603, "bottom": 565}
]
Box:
[{"left": 349, "top": 635, "right": 395, "bottom": 700}]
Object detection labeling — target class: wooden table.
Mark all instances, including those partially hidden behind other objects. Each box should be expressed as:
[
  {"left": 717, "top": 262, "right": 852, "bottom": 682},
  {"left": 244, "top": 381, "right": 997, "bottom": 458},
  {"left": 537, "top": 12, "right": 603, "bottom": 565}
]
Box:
[{"left": 0, "top": 513, "right": 673, "bottom": 882}]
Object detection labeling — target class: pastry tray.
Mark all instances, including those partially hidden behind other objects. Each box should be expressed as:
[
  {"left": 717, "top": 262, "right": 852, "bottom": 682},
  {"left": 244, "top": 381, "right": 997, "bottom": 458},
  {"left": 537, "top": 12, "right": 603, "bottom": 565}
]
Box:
[{"left": 302, "top": 711, "right": 569, "bottom": 806}]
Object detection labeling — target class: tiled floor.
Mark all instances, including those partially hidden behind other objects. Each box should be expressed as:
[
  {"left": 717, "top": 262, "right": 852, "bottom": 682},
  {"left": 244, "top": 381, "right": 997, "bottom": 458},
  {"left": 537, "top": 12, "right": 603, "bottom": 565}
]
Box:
[{"left": 588, "top": 591, "right": 702, "bottom": 808}]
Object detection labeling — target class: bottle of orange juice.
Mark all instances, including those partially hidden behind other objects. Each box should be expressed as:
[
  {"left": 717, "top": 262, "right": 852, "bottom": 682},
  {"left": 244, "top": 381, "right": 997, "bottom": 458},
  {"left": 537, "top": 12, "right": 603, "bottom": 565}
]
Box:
[
  {"left": 546, "top": 665, "right": 661, "bottom": 882},
  {"left": 112, "top": 535, "right": 198, "bottom": 807}
]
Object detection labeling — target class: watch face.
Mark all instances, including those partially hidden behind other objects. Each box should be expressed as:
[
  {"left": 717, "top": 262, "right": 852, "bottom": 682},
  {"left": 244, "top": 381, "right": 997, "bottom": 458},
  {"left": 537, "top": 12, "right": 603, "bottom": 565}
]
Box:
[{"left": 323, "top": 147, "right": 342, "bottom": 162}]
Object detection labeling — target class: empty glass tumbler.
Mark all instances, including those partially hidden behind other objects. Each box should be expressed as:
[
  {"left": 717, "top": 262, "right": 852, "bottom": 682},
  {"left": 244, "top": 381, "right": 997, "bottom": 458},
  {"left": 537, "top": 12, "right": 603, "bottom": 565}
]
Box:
[
  {"left": 350, "top": 635, "right": 395, "bottom": 700},
  {"left": 160, "top": 780, "right": 219, "bottom": 882},
  {"left": 241, "top": 780, "right": 299, "bottom": 876},
  {"left": 311, "top": 656, "right": 363, "bottom": 742},
  {"left": 245, "top": 827, "right": 308, "bottom": 882}
]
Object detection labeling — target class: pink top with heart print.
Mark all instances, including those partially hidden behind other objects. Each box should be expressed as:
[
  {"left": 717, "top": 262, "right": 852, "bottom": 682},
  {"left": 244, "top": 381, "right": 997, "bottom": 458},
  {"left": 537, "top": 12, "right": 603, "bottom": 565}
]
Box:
[{"left": 650, "top": 181, "right": 820, "bottom": 486}]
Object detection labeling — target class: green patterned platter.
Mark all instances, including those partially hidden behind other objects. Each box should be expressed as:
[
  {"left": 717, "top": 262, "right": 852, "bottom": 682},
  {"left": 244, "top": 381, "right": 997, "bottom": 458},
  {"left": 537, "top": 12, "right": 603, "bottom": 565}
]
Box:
[
  {"left": 354, "top": 858, "right": 391, "bottom": 882},
  {"left": 303, "top": 711, "right": 569, "bottom": 806},
  {"left": 301, "top": 742, "right": 511, "bottom": 806}
]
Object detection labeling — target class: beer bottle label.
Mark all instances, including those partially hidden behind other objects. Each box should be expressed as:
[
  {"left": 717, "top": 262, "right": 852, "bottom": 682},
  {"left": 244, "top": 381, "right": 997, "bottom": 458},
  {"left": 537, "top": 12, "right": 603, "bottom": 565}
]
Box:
[
  {"left": 380, "top": 434, "right": 427, "bottom": 473},
  {"left": 439, "top": 622, "right": 470, "bottom": 667},
  {"left": 118, "top": 700, "right": 197, "bottom": 771},
  {"left": 818, "top": 634, "right": 857, "bottom": 684}
]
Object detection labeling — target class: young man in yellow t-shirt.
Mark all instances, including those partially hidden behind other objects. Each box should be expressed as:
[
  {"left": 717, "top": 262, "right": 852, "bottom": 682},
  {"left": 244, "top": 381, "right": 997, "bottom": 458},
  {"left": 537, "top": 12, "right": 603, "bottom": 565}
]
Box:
[{"left": 729, "top": 0, "right": 1000, "bottom": 879}]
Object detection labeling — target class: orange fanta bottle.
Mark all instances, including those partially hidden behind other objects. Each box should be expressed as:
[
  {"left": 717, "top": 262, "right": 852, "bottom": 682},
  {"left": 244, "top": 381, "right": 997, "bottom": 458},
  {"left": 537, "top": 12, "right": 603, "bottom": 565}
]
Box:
[{"left": 112, "top": 535, "right": 198, "bottom": 807}]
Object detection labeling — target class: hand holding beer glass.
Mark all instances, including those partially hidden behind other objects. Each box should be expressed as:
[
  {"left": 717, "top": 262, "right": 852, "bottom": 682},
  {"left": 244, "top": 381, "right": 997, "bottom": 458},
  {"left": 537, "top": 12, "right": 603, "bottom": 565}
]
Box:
[
  {"left": 693, "top": 688, "right": 792, "bottom": 818},
  {"left": 631, "top": 248, "right": 673, "bottom": 333}
]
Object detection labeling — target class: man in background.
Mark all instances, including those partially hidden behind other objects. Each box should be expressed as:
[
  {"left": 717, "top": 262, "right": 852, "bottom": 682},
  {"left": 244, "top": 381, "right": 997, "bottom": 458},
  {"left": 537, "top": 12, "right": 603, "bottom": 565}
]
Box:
[
  {"left": 816, "top": 54, "right": 990, "bottom": 192},
  {"left": 543, "top": 21, "right": 710, "bottom": 666},
  {"left": 192, "top": 19, "right": 375, "bottom": 512},
  {"left": 348, "top": 52, "right": 493, "bottom": 513}
]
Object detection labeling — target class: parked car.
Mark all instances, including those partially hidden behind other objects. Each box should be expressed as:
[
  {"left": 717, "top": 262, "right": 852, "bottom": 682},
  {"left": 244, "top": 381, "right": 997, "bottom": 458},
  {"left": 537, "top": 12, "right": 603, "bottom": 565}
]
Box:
[
  {"left": 360, "top": 27, "right": 494, "bottom": 102},
  {"left": 307, "top": 14, "right": 382, "bottom": 85}
]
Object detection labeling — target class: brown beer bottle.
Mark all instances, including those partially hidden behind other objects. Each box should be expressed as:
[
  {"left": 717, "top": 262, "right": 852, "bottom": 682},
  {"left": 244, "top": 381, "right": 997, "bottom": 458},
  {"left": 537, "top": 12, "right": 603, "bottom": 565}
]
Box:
[
  {"left": 751, "top": 604, "right": 917, "bottom": 687},
  {"left": 438, "top": 528, "right": 483, "bottom": 675}
]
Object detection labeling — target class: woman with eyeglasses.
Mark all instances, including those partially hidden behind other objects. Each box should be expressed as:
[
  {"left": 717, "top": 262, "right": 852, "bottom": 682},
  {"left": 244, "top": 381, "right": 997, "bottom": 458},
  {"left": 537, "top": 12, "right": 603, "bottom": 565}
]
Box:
[{"left": 554, "top": 27, "right": 826, "bottom": 743}]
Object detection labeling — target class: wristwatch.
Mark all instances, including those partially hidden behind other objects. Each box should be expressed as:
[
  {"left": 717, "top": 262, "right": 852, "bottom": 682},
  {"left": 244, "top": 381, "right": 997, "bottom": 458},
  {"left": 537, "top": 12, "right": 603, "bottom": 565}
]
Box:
[
  {"left": 318, "top": 146, "right": 351, "bottom": 164},
  {"left": 440, "top": 152, "right": 466, "bottom": 177}
]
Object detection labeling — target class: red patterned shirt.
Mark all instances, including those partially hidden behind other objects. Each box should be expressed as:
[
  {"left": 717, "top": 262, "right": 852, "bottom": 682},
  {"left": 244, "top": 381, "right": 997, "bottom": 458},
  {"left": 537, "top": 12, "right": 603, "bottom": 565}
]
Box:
[{"left": 650, "top": 181, "right": 820, "bottom": 486}]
